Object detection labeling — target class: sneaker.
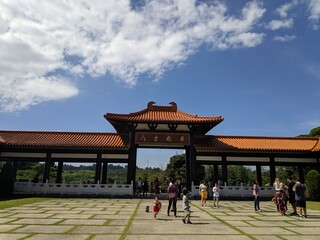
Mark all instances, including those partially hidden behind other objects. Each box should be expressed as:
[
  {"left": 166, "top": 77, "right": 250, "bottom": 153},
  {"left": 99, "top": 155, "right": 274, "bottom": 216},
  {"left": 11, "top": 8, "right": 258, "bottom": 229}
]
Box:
[
  {"left": 182, "top": 219, "right": 186, "bottom": 224},
  {"left": 290, "top": 212, "right": 297, "bottom": 216},
  {"left": 187, "top": 221, "right": 192, "bottom": 224}
]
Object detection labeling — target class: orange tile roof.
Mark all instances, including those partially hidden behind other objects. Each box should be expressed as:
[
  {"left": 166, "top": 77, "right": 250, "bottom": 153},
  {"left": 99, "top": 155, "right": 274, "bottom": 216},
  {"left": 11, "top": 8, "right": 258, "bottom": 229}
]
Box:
[
  {"left": 105, "top": 101, "right": 223, "bottom": 124},
  {"left": 195, "top": 135, "right": 320, "bottom": 152},
  {"left": 313, "top": 140, "right": 320, "bottom": 152},
  {"left": 0, "top": 131, "right": 129, "bottom": 150},
  {"left": 1, "top": 131, "right": 319, "bottom": 153}
]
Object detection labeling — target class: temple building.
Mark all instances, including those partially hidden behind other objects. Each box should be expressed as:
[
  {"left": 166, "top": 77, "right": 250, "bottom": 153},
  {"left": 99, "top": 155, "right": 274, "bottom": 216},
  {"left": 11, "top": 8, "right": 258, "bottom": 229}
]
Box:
[{"left": 0, "top": 101, "right": 319, "bottom": 193}]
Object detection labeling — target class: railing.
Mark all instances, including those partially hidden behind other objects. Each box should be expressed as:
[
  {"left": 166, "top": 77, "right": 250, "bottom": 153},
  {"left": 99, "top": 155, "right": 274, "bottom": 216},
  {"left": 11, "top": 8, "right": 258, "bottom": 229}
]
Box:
[
  {"left": 14, "top": 180, "right": 309, "bottom": 199},
  {"left": 191, "top": 182, "right": 275, "bottom": 198},
  {"left": 14, "top": 180, "right": 134, "bottom": 196}
]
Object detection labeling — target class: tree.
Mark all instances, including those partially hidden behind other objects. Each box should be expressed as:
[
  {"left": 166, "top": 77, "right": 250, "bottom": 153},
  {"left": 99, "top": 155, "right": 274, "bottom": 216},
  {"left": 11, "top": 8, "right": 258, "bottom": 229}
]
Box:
[
  {"left": 164, "top": 154, "right": 187, "bottom": 188},
  {"left": 306, "top": 169, "right": 320, "bottom": 201},
  {"left": 227, "top": 166, "right": 251, "bottom": 185},
  {"left": 298, "top": 126, "right": 320, "bottom": 137},
  {"left": 309, "top": 127, "right": 320, "bottom": 137}
]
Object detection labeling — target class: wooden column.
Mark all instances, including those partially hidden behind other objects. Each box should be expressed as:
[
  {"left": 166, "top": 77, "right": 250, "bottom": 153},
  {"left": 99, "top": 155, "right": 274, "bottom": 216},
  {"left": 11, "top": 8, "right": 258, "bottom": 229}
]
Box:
[
  {"left": 127, "top": 130, "right": 137, "bottom": 185},
  {"left": 43, "top": 153, "right": 51, "bottom": 183},
  {"left": 185, "top": 147, "right": 191, "bottom": 190},
  {"left": 221, "top": 155, "right": 227, "bottom": 185},
  {"left": 95, "top": 155, "right": 102, "bottom": 183},
  {"left": 256, "top": 164, "right": 262, "bottom": 186},
  {"left": 214, "top": 164, "right": 219, "bottom": 183},
  {"left": 270, "top": 157, "right": 276, "bottom": 185},
  {"left": 101, "top": 161, "right": 108, "bottom": 184},
  {"left": 187, "top": 133, "right": 196, "bottom": 190},
  {"left": 298, "top": 165, "right": 305, "bottom": 183},
  {"left": 12, "top": 161, "right": 18, "bottom": 181},
  {"left": 56, "top": 161, "right": 63, "bottom": 183}
]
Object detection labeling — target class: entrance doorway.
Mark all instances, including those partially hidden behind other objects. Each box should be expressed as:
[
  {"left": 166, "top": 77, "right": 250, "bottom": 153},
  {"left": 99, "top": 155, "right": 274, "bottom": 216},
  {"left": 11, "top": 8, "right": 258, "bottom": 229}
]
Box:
[{"left": 136, "top": 148, "right": 184, "bottom": 196}]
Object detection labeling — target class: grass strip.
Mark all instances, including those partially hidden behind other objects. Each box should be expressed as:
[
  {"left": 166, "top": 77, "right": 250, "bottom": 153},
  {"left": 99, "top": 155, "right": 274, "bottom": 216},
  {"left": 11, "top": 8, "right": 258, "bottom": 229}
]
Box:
[
  {"left": 0, "top": 197, "right": 54, "bottom": 209},
  {"left": 307, "top": 201, "right": 320, "bottom": 210},
  {"left": 119, "top": 199, "right": 141, "bottom": 240}
]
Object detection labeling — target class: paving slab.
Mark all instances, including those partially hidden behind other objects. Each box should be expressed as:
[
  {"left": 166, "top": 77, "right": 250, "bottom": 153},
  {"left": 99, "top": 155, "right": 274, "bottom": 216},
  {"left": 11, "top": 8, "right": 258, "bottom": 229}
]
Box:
[
  {"left": 0, "top": 233, "right": 29, "bottom": 240},
  {"left": 51, "top": 213, "right": 93, "bottom": 219},
  {"left": 237, "top": 226, "right": 296, "bottom": 235},
  {"left": 0, "top": 218, "right": 17, "bottom": 224},
  {"left": 71, "top": 225, "right": 125, "bottom": 234},
  {"left": 15, "top": 225, "right": 74, "bottom": 234},
  {"left": 286, "top": 226, "right": 320, "bottom": 234},
  {"left": 125, "top": 235, "right": 251, "bottom": 240},
  {"left": 0, "top": 198, "right": 319, "bottom": 240},
  {"left": 129, "top": 219, "right": 240, "bottom": 235},
  {"left": 11, "top": 218, "right": 62, "bottom": 225},
  {"left": 92, "top": 235, "right": 122, "bottom": 240},
  {"left": 61, "top": 219, "right": 106, "bottom": 225},
  {"left": 24, "top": 234, "right": 89, "bottom": 240}
]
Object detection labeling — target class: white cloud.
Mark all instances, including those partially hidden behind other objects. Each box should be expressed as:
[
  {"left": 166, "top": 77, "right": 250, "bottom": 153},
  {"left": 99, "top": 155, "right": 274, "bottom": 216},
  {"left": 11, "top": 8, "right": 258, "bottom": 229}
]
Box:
[
  {"left": 266, "top": 18, "right": 294, "bottom": 30},
  {"left": 0, "top": 76, "right": 79, "bottom": 112},
  {"left": 273, "top": 34, "right": 296, "bottom": 42},
  {"left": 276, "top": 1, "right": 298, "bottom": 18},
  {"left": 308, "top": 0, "right": 320, "bottom": 29},
  {"left": 0, "top": 0, "right": 267, "bottom": 112}
]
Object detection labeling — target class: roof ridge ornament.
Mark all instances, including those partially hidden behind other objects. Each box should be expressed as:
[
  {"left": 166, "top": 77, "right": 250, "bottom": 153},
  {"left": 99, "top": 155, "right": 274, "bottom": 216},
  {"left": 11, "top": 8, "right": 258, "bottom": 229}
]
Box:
[{"left": 147, "top": 101, "right": 177, "bottom": 111}]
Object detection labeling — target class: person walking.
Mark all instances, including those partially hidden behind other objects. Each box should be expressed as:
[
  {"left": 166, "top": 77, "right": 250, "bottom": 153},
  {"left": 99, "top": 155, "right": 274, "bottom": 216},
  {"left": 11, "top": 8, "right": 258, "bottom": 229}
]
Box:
[
  {"left": 293, "top": 179, "right": 307, "bottom": 218},
  {"left": 167, "top": 179, "right": 179, "bottom": 217},
  {"left": 153, "top": 196, "right": 162, "bottom": 219},
  {"left": 182, "top": 188, "right": 192, "bottom": 224},
  {"left": 199, "top": 180, "right": 208, "bottom": 207},
  {"left": 253, "top": 180, "right": 260, "bottom": 211},
  {"left": 212, "top": 182, "right": 220, "bottom": 208}
]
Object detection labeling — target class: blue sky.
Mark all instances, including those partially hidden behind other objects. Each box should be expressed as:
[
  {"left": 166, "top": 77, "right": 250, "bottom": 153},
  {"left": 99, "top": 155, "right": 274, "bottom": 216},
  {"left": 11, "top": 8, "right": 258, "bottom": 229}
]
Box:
[{"left": 0, "top": 0, "right": 319, "bottom": 168}]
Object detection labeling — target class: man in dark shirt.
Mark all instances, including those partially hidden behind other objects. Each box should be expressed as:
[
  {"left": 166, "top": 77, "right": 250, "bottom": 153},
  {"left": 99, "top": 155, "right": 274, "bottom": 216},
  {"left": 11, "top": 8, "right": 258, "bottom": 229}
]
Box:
[
  {"left": 286, "top": 176, "right": 297, "bottom": 215},
  {"left": 293, "top": 179, "right": 307, "bottom": 218}
]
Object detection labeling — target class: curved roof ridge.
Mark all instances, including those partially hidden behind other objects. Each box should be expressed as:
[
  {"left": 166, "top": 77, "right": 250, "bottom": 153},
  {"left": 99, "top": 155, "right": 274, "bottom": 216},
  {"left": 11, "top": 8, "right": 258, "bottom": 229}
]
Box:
[
  {"left": 0, "top": 130, "right": 124, "bottom": 136},
  {"left": 0, "top": 130, "right": 129, "bottom": 150},
  {"left": 209, "top": 135, "right": 319, "bottom": 140},
  {"left": 311, "top": 137, "right": 320, "bottom": 152},
  {"left": 195, "top": 134, "right": 319, "bottom": 152}
]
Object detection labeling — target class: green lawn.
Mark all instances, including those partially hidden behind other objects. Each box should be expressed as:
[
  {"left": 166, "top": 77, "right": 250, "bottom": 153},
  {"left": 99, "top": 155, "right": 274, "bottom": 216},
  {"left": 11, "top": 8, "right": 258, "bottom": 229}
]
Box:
[
  {"left": 0, "top": 197, "right": 53, "bottom": 209},
  {"left": 307, "top": 201, "right": 320, "bottom": 210}
]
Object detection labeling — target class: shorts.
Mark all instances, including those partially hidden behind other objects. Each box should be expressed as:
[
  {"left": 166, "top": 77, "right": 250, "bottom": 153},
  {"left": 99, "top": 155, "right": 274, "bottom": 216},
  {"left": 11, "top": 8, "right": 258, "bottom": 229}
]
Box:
[
  {"left": 296, "top": 200, "right": 306, "bottom": 208},
  {"left": 184, "top": 207, "right": 191, "bottom": 215},
  {"left": 200, "top": 191, "right": 208, "bottom": 199}
]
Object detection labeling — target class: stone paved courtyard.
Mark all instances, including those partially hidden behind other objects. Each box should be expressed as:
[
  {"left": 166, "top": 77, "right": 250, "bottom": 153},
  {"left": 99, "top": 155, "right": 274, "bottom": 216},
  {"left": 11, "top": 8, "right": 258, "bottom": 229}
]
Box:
[{"left": 0, "top": 198, "right": 320, "bottom": 239}]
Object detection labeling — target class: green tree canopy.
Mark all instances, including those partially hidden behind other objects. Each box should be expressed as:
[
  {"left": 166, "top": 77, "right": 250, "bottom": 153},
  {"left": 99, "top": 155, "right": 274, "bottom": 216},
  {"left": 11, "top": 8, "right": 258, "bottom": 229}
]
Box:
[{"left": 298, "top": 126, "right": 320, "bottom": 137}]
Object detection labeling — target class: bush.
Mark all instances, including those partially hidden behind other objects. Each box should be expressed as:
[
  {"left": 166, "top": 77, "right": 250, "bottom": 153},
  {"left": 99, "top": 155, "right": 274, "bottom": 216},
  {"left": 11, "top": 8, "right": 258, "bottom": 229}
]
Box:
[{"left": 306, "top": 169, "right": 320, "bottom": 201}]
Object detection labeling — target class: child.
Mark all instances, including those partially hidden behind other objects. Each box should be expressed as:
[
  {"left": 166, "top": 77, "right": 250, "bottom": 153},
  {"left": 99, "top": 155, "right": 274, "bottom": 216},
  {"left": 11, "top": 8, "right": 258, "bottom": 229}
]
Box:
[
  {"left": 182, "top": 188, "right": 192, "bottom": 224},
  {"left": 212, "top": 183, "right": 220, "bottom": 208},
  {"left": 153, "top": 196, "right": 162, "bottom": 218}
]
